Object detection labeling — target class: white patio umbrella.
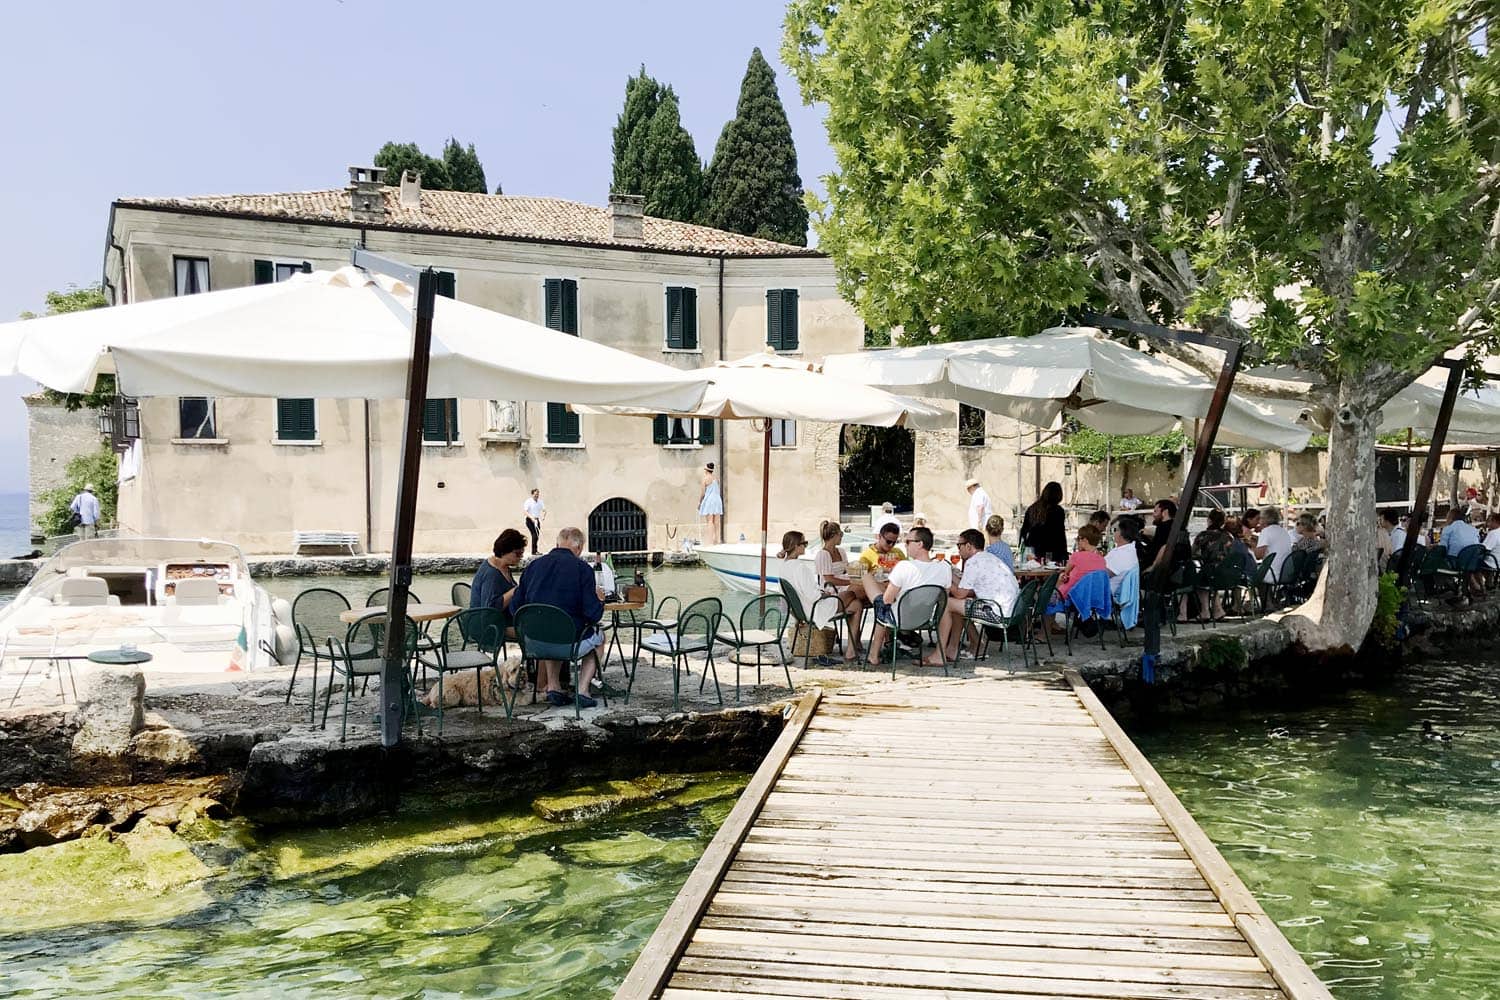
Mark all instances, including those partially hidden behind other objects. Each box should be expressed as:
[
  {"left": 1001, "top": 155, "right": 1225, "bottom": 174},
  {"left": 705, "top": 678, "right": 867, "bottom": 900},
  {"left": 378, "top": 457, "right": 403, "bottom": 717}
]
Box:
[
  {"left": 1244, "top": 365, "right": 1500, "bottom": 444},
  {"left": 0, "top": 266, "right": 709, "bottom": 410},
  {"left": 579, "top": 352, "right": 948, "bottom": 592},
  {"left": 821, "top": 326, "right": 1312, "bottom": 452}
]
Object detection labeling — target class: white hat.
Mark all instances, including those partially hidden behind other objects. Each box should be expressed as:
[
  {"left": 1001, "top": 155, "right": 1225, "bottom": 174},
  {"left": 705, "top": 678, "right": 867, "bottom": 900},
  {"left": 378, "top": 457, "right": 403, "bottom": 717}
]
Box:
[
  {"left": 83, "top": 483, "right": 96, "bottom": 492},
  {"left": 964, "top": 478, "right": 981, "bottom": 489}
]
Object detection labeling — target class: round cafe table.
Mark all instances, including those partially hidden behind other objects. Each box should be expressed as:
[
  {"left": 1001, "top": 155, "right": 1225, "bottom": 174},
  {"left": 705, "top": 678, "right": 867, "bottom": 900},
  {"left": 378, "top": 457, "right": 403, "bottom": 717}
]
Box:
[
  {"left": 340, "top": 603, "right": 462, "bottom": 625},
  {"left": 1013, "top": 566, "right": 1063, "bottom": 581},
  {"left": 87, "top": 648, "right": 154, "bottom": 665},
  {"left": 602, "top": 601, "right": 646, "bottom": 673}
]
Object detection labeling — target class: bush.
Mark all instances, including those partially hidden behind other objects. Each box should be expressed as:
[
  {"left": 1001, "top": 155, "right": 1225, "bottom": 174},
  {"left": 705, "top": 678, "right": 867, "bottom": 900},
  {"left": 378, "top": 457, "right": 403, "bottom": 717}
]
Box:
[
  {"left": 38, "top": 446, "right": 118, "bottom": 536},
  {"left": 1196, "top": 634, "right": 1247, "bottom": 673},
  {"left": 1372, "top": 571, "right": 1404, "bottom": 644}
]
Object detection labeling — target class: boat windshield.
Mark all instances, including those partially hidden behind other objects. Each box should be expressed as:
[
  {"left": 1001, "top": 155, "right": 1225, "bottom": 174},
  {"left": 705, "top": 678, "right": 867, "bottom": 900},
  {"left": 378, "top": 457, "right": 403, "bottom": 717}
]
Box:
[{"left": 32, "top": 538, "right": 251, "bottom": 578}]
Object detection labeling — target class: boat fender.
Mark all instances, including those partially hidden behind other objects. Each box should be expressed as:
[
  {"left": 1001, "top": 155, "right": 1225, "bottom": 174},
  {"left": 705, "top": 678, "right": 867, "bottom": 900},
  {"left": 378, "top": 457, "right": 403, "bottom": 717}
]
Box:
[
  {"left": 272, "top": 623, "right": 298, "bottom": 665},
  {"left": 270, "top": 597, "right": 293, "bottom": 626}
]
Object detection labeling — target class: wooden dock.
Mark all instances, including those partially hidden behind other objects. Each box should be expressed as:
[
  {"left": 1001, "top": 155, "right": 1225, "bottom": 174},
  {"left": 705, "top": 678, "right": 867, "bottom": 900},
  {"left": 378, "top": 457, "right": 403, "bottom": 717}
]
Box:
[{"left": 617, "top": 672, "right": 1331, "bottom": 1000}]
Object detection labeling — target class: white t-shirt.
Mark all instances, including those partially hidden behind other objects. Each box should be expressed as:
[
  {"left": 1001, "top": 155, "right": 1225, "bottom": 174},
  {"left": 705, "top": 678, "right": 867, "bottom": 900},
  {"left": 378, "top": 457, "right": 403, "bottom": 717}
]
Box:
[
  {"left": 523, "top": 497, "right": 545, "bottom": 520},
  {"left": 889, "top": 558, "right": 954, "bottom": 595},
  {"left": 1258, "top": 523, "right": 1294, "bottom": 577},
  {"left": 1104, "top": 543, "right": 1138, "bottom": 596},
  {"left": 1119, "top": 495, "right": 1143, "bottom": 510},
  {"left": 959, "top": 551, "right": 1019, "bottom": 615},
  {"left": 1482, "top": 529, "right": 1500, "bottom": 568},
  {"left": 1390, "top": 525, "right": 1407, "bottom": 554},
  {"left": 968, "top": 488, "right": 994, "bottom": 530}
]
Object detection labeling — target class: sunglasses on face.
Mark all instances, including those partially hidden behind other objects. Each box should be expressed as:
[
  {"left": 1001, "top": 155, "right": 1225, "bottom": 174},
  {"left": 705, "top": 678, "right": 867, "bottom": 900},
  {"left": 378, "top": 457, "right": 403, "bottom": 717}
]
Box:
[
  {"left": 904, "top": 537, "right": 924, "bottom": 545},
  {"left": 881, "top": 535, "right": 898, "bottom": 544}
]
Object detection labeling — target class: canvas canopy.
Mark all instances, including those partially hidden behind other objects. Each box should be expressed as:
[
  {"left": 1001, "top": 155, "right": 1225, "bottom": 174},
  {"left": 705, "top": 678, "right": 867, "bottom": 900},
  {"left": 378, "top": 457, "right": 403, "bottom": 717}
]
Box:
[
  {"left": 821, "top": 327, "right": 1311, "bottom": 452},
  {"left": 1246, "top": 365, "right": 1500, "bottom": 445},
  {"left": 0, "top": 266, "right": 709, "bottom": 412}
]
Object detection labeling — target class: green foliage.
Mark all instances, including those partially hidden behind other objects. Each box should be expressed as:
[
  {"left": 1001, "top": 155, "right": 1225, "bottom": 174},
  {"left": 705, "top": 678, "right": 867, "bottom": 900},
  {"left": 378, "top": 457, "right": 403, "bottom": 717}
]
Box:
[
  {"left": 441, "top": 138, "right": 488, "bottom": 193},
  {"left": 1196, "top": 635, "right": 1248, "bottom": 673},
  {"left": 1040, "top": 420, "right": 1186, "bottom": 467},
  {"left": 373, "top": 141, "right": 450, "bottom": 191},
  {"left": 704, "top": 48, "right": 808, "bottom": 245},
  {"left": 39, "top": 446, "right": 118, "bottom": 536},
  {"left": 784, "top": 1, "right": 1497, "bottom": 371},
  {"left": 840, "top": 425, "right": 913, "bottom": 509},
  {"left": 611, "top": 70, "right": 705, "bottom": 223},
  {"left": 22, "top": 284, "right": 113, "bottom": 410},
  {"left": 1372, "top": 572, "right": 1405, "bottom": 644}
]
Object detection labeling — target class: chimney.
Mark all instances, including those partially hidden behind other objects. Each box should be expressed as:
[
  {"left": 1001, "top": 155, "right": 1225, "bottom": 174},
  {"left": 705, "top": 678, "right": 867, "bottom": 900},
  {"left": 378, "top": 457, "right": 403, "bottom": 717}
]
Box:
[
  {"left": 399, "top": 169, "right": 422, "bottom": 209},
  {"left": 347, "top": 165, "right": 386, "bottom": 223},
  {"left": 608, "top": 192, "right": 645, "bottom": 243}
]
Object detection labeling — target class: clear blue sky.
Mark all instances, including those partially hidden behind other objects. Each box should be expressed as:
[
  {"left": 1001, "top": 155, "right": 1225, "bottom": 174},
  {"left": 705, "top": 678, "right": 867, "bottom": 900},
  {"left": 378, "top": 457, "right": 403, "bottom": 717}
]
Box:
[{"left": 0, "top": 0, "right": 833, "bottom": 493}]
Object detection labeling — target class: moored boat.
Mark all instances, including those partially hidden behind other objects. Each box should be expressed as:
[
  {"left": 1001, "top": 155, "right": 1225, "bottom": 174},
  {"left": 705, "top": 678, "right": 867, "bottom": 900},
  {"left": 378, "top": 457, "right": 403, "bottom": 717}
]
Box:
[{"left": 692, "top": 542, "right": 817, "bottom": 594}]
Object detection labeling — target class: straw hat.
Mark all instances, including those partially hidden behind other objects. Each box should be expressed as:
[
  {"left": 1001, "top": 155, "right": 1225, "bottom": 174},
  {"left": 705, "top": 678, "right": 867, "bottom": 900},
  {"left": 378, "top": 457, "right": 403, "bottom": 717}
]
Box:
[{"left": 963, "top": 478, "right": 981, "bottom": 489}]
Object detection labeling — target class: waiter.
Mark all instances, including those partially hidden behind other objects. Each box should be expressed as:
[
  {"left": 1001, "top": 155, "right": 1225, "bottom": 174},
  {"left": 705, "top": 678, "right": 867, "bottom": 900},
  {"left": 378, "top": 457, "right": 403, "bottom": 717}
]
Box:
[
  {"left": 965, "top": 478, "right": 994, "bottom": 531},
  {"left": 522, "top": 488, "right": 546, "bottom": 556}
]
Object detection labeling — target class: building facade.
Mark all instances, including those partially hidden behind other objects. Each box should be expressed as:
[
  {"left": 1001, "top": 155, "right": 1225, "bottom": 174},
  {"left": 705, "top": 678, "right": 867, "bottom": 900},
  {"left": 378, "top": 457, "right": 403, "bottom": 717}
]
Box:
[{"left": 102, "top": 169, "right": 861, "bottom": 554}]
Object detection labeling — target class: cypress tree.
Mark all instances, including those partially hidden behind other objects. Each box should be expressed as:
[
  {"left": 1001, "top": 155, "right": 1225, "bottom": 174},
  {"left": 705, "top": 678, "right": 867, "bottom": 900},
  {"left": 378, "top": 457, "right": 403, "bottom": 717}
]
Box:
[
  {"left": 611, "top": 67, "right": 662, "bottom": 197},
  {"left": 373, "top": 141, "right": 451, "bottom": 190},
  {"left": 704, "top": 48, "right": 808, "bottom": 245},
  {"left": 442, "top": 138, "right": 489, "bottom": 193},
  {"left": 639, "top": 87, "right": 704, "bottom": 223}
]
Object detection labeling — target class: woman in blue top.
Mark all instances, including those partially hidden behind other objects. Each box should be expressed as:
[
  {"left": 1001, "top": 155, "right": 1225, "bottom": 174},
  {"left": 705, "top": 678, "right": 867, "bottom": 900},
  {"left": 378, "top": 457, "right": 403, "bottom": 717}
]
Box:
[
  {"left": 699, "top": 462, "right": 724, "bottom": 544},
  {"left": 470, "top": 528, "right": 527, "bottom": 621}
]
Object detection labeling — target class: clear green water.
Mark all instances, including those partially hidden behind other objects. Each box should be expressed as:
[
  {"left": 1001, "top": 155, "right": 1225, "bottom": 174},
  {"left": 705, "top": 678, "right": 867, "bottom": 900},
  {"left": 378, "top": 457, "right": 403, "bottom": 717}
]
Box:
[
  {"left": 0, "top": 773, "right": 746, "bottom": 999},
  {"left": 1132, "top": 655, "right": 1500, "bottom": 998}
]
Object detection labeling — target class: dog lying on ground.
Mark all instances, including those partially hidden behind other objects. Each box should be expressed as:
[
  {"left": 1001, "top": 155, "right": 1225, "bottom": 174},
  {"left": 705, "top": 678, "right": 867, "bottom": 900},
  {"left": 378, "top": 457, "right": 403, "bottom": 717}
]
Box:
[{"left": 418, "top": 656, "right": 525, "bottom": 708}]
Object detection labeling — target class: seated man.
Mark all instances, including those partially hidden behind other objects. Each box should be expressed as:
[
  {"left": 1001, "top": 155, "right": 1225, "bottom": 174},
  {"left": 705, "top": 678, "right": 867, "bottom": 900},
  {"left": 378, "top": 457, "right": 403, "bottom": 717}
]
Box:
[
  {"left": 929, "top": 529, "right": 1019, "bottom": 665},
  {"left": 1106, "top": 517, "right": 1142, "bottom": 597},
  {"left": 857, "top": 521, "right": 907, "bottom": 604},
  {"left": 1483, "top": 512, "right": 1500, "bottom": 575},
  {"left": 1439, "top": 505, "right": 1480, "bottom": 558},
  {"left": 509, "top": 526, "right": 605, "bottom": 708},
  {"left": 868, "top": 526, "right": 951, "bottom": 664}
]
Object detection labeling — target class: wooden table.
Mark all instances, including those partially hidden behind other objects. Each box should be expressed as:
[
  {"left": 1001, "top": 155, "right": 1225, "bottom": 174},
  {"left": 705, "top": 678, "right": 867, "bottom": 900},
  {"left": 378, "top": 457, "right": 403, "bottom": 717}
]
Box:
[
  {"left": 602, "top": 601, "right": 646, "bottom": 673},
  {"left": 1014, "top": 566, "right": 1063, "bottom": 580},
  {"left": 340, "top": 603, "right": 462, "bottom": 625}
]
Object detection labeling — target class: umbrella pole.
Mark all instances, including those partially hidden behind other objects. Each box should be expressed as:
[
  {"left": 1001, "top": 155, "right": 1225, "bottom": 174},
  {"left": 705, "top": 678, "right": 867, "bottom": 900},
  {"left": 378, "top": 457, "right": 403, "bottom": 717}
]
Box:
[
  {"left": 1397, "top": 360, "right": 1464, "bottom": 591},
  {"left": 354, "top": 247, "right": 435, "bottom": 748},
  {"left": 760, "top": 423, "right": 771, "bottom": 595}
]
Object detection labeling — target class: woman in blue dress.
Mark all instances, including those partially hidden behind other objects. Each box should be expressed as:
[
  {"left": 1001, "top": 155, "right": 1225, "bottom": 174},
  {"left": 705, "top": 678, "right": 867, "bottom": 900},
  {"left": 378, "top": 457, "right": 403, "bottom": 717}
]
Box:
[{"left": 699, "top": 462, "right": 723, "bottom": 544}]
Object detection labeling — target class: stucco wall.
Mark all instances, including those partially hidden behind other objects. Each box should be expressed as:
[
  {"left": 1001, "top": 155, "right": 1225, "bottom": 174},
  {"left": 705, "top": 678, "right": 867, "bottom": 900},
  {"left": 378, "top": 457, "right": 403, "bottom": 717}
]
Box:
[{"left": 24, "top": 396, "right": 103, "bottom": 535}]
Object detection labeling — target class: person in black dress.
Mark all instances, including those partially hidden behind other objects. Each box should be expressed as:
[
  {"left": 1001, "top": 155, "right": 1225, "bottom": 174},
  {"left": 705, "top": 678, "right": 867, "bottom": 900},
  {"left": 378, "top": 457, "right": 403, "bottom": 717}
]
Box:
[{"left": 1018, "top": 481, "right": 1068, "bottom": 563}]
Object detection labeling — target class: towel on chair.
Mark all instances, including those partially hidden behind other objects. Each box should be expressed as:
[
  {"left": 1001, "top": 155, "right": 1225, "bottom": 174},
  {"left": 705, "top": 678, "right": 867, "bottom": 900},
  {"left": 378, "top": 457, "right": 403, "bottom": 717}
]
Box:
[
  {"left": 1067, "top": 570, "right": 1112, "bottom": 624},
  {"left": 1115, "top": 565, "right": 1140, "bottom": 630}
]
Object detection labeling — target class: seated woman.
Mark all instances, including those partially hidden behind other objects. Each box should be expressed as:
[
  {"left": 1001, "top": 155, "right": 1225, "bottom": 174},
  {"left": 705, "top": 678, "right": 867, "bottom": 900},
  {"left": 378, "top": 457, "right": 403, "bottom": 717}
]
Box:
[
  {"left": 984, "top": 514, "right": 1015, "bottom": 569},
  {"left": 814, "top": 520, "right": 866, "bottom": 662},
  {"left": 1056, "top": 524, "right": 1107, "bottom": 601},
  {"left": 1292, "top": 514, "right": 1326, "bottom": 554},
  {"left": 470, "top": 528, "right": 528, "bottom": 638},
  {"left": 1188, "top": 509, "right": 1234, "bottom": 621}
]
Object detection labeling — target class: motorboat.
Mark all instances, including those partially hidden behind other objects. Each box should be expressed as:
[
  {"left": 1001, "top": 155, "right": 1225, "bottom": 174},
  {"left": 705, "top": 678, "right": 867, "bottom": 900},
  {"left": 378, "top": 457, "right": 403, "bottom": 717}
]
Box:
[
  {"left": 0, "top": 538, "right": 293, "bottom": 685},
  {"left": 693, "top": 542, "right": 817, "bottom": 594}
]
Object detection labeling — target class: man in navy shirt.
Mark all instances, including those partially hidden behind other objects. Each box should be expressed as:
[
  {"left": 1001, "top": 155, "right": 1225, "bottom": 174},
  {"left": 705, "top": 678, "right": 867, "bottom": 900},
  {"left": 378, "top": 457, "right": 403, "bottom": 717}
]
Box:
[{"left": 510, "top": 526, "right": 604, "bottom": 707}]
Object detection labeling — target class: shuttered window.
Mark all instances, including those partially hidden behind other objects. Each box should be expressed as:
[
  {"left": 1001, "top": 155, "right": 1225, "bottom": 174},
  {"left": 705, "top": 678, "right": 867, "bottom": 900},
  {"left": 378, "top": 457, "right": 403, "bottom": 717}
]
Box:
[
  {"left": 254, "top": 259, "right": 310, "bottom": 284},
  {"left": 275, "top": 398, "right": 317, "bottom": 441},
  {"left": 653, "top": 415, "right": 714, "bottom": 446},
  {"left": 545, "top": 278, "right": 581, "bottom": 444},
  {"left": 665, "top": 286, "right": 699, "bottom": 350},
  {"left": 425, "top": 272, "right": 459, "bottom": 442},
  {"left": 766, "top": 288, "right": 799, "bottom": 351},
  {"left": 958, "top": 404, "right": 985, "bottom": 447}
]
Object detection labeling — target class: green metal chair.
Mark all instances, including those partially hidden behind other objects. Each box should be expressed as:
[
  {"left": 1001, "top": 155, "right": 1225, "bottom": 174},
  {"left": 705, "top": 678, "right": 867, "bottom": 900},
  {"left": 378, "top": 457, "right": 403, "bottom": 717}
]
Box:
[
  {"left": 962, "top": 580, "right": 1038, "bottom": 669},
  {"left": 779, "top": 579, "right": 855, "bottom": 669},
  {"left": 1110, "top": 566, "right": 1140, "bottom": 647},
  {"left": 1437, "top": 543, "right": 1488, "bottom": 599},
  {"left": 1167, "top": 561, "right": 1202, "bottom": 633},
  {"left": 451, "top": 581, "right": 472, "bottom": 607},
  {"left": 1205, "top": 558, "right": 1248, "bottom": 625},
  {"left": 323, "top": 613, "right": 419, "bottom": 743},
  {"left": 715, "top": 594, "right": 792, "bottom": 700},
  {"left": 367, "top": 587, "right": 424, "bottom": 606},
  {"left": 872, "top": 583, "right": 946, "bottom": 678},
  {"left": 1027, "top": 572, "right": 1061, "bottom": 656},
  {"left": 416, "top": 607, "right": 509, "bottom": 730},
  {"left": 288, "top": 587, "right": 357, "bottom": 721},
  {"left": 1248, "top": 554, "right": 1278, "bottom": 612},
  {"left": 512, "top": 603, "right": 608, "bottom": 719},
  {"left": 1063, "top": 570, "right": 1112, "bottom": 653},
  {"left": 628, "top": 582, "right": 681, "bottom": 671},
  {"left": 632, "top": 597, "right": 722, "bottom": 712},
  {"left": 1415, "top": 545, "right": 1453, "bottom": 601}
]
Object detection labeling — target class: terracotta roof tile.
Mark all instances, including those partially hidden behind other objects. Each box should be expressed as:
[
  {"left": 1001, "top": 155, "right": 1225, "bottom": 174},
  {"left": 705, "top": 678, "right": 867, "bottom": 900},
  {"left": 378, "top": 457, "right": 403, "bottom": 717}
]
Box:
[{"left": 117, "top": 188, "right": 819, "bottom": 257}]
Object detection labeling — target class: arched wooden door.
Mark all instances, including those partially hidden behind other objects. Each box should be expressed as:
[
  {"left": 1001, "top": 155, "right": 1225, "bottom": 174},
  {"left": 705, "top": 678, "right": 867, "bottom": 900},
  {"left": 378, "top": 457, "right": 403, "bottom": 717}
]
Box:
[{"left": 588, "top": 498, "right": 648, "bottom": 553}]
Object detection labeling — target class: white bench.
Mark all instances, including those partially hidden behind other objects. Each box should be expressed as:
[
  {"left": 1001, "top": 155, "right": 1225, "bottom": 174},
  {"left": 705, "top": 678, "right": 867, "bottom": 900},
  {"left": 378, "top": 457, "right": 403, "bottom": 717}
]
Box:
[{"left": 293, "top": 531, "right": 360, "bottom": 556}]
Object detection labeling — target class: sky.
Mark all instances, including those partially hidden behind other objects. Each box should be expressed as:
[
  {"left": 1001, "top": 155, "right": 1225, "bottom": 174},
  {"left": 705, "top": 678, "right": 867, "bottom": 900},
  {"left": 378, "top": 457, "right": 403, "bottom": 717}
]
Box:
[{"left": 0, "top": 0, "right": 836, "bottom": 494}]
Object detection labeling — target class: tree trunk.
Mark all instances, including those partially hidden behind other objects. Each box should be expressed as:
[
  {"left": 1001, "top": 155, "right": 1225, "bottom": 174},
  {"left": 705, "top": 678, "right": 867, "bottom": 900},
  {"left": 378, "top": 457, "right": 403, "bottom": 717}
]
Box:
[{"left": 1281, "top": 378, "right": 1381, "bottom": 654}]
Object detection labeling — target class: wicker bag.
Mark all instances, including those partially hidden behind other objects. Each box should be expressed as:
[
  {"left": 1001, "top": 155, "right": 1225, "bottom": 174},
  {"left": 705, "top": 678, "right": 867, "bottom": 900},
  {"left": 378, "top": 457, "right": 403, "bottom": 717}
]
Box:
[{"left": 791, "top": 621, "right": 836, "bottom": 657}]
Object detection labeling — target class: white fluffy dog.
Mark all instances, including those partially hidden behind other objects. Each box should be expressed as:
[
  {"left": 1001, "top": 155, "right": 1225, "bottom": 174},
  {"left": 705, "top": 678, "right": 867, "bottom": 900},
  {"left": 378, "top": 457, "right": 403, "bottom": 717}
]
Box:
[{"left": 419, "top": 656, "right": 525, "bottom": 708}]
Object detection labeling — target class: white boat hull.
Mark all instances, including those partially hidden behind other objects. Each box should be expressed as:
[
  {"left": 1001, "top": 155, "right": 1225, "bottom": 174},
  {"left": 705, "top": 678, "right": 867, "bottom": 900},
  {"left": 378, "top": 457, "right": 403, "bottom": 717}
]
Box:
[{"left": 693, "top": 543, "right": 816, "bottom": 594}]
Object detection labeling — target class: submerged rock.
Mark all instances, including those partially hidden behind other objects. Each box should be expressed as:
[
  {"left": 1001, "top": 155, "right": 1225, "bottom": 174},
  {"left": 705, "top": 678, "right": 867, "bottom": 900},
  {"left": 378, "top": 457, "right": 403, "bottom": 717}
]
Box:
[
  {"left": 531, "top": 772, "right": 694, "bottom": 823},
  {"left": 0, "top": 776, "right": 233, "bottom": 850}
]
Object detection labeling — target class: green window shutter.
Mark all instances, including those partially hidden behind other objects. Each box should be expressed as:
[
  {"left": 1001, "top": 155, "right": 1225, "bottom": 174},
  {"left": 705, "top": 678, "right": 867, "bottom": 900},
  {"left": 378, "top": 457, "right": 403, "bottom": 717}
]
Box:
[
  {"left": 253, "top": 259, "right": 274, "bottom": 285},
  {"left": 697, "top": 419, "right": 715, "bottom": 445},
  {"left": 561, "top": 278, "right": 578, "bottom": 334},
  {"left": 544, "top": 278, "right": 562, "bottom": 330},
  {"left": 666, "top": 287, "right": 683, "bottom": 349},
  {"left": 682, "top": 287, "right": 698, "bottom": 350},
  {"left": 766, "top": 289, "right": 783, "bottom": 350},
  {"left": 435, "top": 271, "right": 456, "bottom": 298},
  {"left": 781, "top": 289, "right": 799, "bottom": 351},
  {"left": 423, "top": 398, "right": 458, "bottom": 442},
  {"left": 547, "top": 402, "right": 580, "bottom": 444},
  {"left": 276, "top": 398, "right": 316, "bottom": 440},
  {"left": 653, "top": 414, "right": 669, "bottom": 444}
]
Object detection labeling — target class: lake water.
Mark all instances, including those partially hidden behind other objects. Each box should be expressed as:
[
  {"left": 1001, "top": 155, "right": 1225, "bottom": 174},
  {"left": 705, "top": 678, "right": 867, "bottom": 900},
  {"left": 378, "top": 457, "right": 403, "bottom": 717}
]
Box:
[
  {"left": 0, "top": 492, "right": 31, "bottom": 559},
  {"left": 1133, "top": 653, "right": 1500, "bottom": 998}
]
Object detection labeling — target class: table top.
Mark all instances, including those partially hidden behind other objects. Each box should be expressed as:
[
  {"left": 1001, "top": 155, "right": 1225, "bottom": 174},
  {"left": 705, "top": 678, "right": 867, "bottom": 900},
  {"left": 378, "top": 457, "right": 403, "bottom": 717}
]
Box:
[
  {"left": 605, "top": 601, "right": 646, "bottom": 612},
  {"left": 1014, "top": 566, "right": 1064, "bottom": 578},
  {"left": 341, "top": 603, "right": 462, "bottom": 624},
  {"left": 88, "top": 648, "right": 154, "bottom": 665}
]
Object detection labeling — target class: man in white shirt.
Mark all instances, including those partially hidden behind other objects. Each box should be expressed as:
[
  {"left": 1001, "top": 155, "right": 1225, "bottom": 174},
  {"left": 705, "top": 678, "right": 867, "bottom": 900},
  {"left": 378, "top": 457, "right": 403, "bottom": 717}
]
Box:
[
  {"left": 869, "top": 526, "right": 952, "bottom": 664},
  {"left": 929, "top": 529, "right": 1019, "bottom": 665},
  {"left": 1119, "top": 487, "right": 1143, "bottom": 511},
  {"left": 1105, "top": 517, "right": 1142, "bottom": 597},
  {"left": 522, "top": 488, "right": 545, "bottom": 555},
  {"left": 69, "top": 483, "right": 101, "bottom": 540},
  {"left": 1439, "top": 505, "right": 1481, "bottom": 558},
  {"left": 965, "top": 479, "right": 994, "bottom": 531},
  {"left": 1253, "top": 507, "right": 1294, "bottom": 580},
  {"left": 1482, "top": 512, "right": 1500, "bottom": 573}
]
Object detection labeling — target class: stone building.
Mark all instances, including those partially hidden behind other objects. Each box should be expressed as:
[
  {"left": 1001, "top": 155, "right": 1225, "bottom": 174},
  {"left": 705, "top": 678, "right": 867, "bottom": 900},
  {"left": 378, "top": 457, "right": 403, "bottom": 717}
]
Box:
[{"left": 24, "top": 395, "right": 104, "bottom": 537}]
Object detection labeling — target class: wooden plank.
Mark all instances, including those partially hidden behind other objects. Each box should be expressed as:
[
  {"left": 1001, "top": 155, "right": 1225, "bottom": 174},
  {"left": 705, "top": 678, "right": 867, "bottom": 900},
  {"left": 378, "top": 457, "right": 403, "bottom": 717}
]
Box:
[
  {"left": 733, "top": 843, "right": 1203, "bottom": 876},
  {"left": 713, "top": 880, "right": 1229, "bottom": 913},
  {"left": 1063, "top": 671, "right": 1332, "bottom": 1000},
  {"left": 615, "top": 689, "right": 822, "bottom": 1000},
  {"left": 727, "top": 861, "right": 1214, "bottom": 893},
  {"left": 743, "top": 830, "right": 1188, "bottom": 856},
  {"left": 664, "top": 978, "right": 1095, "bottom": 1000},
  {"left": 752, "top": 812, "right": 1176, "bottom": 838},
  {"left": 710, "top": 890, "right": 1234, "bottom": 927}
]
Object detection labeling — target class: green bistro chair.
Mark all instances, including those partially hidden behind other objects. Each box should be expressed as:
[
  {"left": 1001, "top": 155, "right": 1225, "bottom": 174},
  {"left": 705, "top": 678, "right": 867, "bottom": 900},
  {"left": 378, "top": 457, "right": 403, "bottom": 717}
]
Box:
[
  {"left": 367, "top": 587, "right": 423, "bottom": 606},
  {"left": 1248, "top": 554, "right": 1278, "bottom": 613},
  {"left": 779, "top": 579, "right": 855, "bottom": 669},
  {"left": 632, "top": 597, "right": 722, "bottom": 712},
  {"left": 512, "top": 603, "right": 608, "bottom": 719},
  {"left": 962, "top": 579, "right": 1038, "bottom": 669},
  {"left": 1416, "top": 545, "right": 1454, "bottom": 601},
  {"left": 628, "top": 582, "right": 681, "bottom": 671},
  {"left": 715, "top": 593, "right": 792, "bottom": 701},
  {"left": 1167, "top": 561, "right": 1202, "bottom": 633},
  {"left": 416, "top": 607, "right": 509, "bottom": 731},
  {"left": 288, "top": 587, "right": 357, "bottom": 722},
  {"left": 323, "top": 614, "right": 419, "bottom": 743},
  {"left": 1063, "top": 570, "right": 1112, "bottom": 654},
  {"left": 1110, "top": 565, "right": 1140, "bottom": 648},
  {"left": 1206, "top": 558, "right": 1248, "bottom": 624},
  {"left": 451, "top": 581, "right": 472, "bottom": 607},
  {"left": 1027, "top": 572, "right": 1061, "bottom": 657},
  {"left": 872, "top": 583, "right": 946, "bottom": 679},
  {"left": 1438, "top": 543, "right": 1489, "bottom": 598}
]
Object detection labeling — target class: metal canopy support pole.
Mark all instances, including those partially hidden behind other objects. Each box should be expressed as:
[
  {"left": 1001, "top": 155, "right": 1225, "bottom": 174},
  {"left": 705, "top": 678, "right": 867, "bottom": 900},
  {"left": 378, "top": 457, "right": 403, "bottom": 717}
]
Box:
[
  {"left": 758, "top": 422, "right": 771, "bottom": 595},
  {"left": 353, "top": 246, "right": 435, "bottom": 747},
  {"left": 1397, "top": 359, "right": 1464, "bottom": 592},
  {"left": 1081, "top": 312, "right": 1244, "bottom": 682}
]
